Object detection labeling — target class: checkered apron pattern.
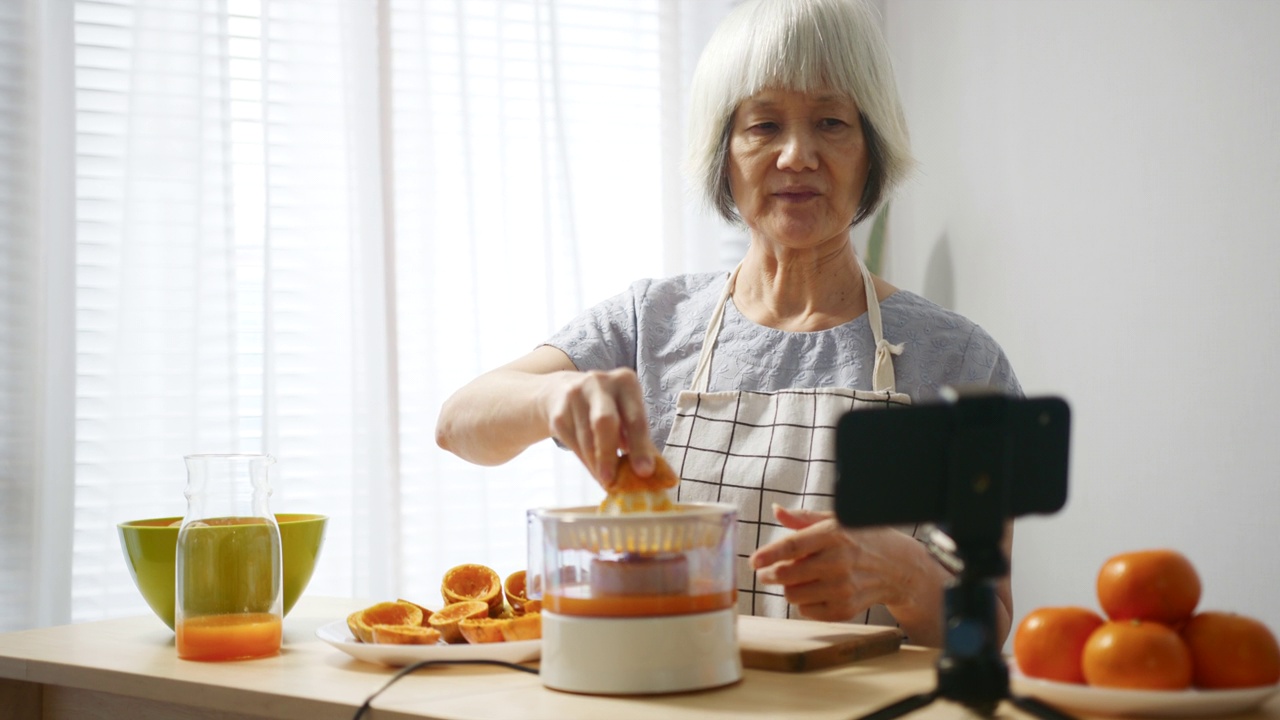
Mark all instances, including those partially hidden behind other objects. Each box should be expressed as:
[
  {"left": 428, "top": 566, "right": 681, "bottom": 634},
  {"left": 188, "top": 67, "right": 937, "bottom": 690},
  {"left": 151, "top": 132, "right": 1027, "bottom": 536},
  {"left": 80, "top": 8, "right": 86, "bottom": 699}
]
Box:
[{"left": 662, "top": 256, "right": 917, "bottom": 624}]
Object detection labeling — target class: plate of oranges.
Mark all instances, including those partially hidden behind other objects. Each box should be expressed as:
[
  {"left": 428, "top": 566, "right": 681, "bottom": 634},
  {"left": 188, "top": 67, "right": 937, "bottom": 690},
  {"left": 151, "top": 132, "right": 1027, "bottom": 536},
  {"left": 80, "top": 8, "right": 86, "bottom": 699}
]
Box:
[{"left": 1010, "top": 549, "right": 1279, "bottom": 716}]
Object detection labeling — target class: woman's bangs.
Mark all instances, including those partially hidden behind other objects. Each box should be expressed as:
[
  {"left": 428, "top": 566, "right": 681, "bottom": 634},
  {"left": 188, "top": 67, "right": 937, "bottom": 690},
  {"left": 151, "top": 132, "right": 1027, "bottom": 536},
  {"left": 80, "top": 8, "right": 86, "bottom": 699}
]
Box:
[{"left": 739, "top": 18, "right": 856, "bottom": 103}]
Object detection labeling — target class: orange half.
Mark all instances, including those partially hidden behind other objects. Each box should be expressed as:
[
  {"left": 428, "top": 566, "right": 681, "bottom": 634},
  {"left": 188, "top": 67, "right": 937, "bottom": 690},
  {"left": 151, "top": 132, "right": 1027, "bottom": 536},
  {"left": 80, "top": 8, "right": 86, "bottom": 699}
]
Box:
[
  {"left": 441, "top": 564, "right": 504, "bottom": 617},
  {"left": 372, "top": 624, "right": 442, "bottom": 645},
  {"left": 347, "top": 610, "right": 374, "bottom": 644},
  {"left": 500, "top": 612, "right": 542, "bottom": 642},
  {"left": 349, "top": 601, "right": 424, "bottom": 643},
  {"left": 504, "top": 570, "right": 528, "bottom": 614},
  {"left": 361, "top": 601, "right": 424, "bottom": 628},
  {"left": 459, "top": 617, "right": 508, "bottom": 644},
  {"left": 396, "top": 598, "right": 435, "bottom": 624},
  {"left": 428, "top": 600, "right": 490, "bottom": 644},
  {"left": 599, "top": 454, "right": 679, "bottom": 515}
]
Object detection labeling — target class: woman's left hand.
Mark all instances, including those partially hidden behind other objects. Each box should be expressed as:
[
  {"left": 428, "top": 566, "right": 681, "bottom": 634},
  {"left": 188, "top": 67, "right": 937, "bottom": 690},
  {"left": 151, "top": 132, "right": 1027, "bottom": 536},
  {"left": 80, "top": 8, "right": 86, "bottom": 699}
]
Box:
[{"left": 749, "top": 505, "right": 918, "bottom": 622}]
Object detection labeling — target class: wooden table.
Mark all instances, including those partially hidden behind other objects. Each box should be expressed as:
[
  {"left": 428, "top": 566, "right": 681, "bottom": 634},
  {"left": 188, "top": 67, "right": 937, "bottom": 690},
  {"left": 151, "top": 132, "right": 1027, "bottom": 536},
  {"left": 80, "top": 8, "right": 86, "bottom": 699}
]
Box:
[{"left": 1, "top": 597, "right": 1277, "bottom": 720}]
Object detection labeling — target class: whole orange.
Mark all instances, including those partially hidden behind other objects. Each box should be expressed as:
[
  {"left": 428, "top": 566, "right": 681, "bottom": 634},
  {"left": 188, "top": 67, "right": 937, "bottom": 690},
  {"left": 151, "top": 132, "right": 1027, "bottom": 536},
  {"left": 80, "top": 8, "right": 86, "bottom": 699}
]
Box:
[
  {"left": 1182, "top": 611, "right": 1280, "bottom": 689},
  {"left": 1014, "top": 607, "right": 1105, "bottom": 684},
  {"left": 1082, "top": 619, "right": 1193, "bottom": 690},
  {"left": 1096, "top": 549, "right": 1200, "bottom": 625}
]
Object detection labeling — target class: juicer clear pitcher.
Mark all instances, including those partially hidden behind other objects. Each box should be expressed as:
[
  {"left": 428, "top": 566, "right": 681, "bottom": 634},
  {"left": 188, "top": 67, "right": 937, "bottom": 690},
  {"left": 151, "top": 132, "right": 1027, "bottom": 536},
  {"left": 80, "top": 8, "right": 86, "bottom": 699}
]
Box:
[{"left": 175, "top": 453, "right": 283, "bottom": 661}]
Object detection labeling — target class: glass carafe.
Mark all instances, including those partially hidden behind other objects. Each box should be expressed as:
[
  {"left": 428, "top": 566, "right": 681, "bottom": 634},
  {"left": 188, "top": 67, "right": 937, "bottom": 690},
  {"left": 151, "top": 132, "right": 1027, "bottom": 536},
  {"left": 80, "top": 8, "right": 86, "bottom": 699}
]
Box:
[{"left": 176, "top": 453, "right": 283, "bottom": 661}]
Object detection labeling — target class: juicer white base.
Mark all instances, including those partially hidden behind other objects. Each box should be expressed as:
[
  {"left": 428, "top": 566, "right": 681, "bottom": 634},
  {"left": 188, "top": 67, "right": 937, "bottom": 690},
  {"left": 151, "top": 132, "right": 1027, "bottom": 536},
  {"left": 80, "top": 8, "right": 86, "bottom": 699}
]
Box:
[{"left": 540, "top": 609, "right": 742, "bottom": 695}]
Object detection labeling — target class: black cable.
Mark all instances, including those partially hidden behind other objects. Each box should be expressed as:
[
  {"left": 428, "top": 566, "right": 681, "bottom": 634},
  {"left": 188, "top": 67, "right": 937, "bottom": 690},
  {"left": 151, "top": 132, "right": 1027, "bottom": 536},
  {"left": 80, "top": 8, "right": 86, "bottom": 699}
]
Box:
[{"left": 352, "top": 659, "right": 539, "bottom": 720}]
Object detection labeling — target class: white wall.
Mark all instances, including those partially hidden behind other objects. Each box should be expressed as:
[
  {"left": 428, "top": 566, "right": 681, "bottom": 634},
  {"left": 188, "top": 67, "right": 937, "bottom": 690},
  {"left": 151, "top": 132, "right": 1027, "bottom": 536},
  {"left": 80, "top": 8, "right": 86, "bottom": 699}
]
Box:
[{"left": 882, "top": 0, "right": 1280, "bottom": 642}]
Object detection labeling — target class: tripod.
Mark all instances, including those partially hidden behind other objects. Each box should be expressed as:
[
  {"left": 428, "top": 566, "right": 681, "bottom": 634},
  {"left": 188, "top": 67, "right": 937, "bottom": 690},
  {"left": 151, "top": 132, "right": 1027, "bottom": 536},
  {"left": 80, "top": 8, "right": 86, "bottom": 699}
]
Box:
[
  {"left": 853, "top": 540, "right": 1078, "bottom": 720},
  {"left": 834, "top": 391, "right": 1078, "bottom": 720}
]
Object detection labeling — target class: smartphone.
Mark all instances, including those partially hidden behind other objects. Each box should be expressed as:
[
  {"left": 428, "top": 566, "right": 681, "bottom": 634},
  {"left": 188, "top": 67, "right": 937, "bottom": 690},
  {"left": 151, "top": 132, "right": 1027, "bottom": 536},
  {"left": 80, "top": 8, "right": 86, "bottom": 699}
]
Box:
[{"left": 834, "top": 392, "right": 1070, "bottom": 535}]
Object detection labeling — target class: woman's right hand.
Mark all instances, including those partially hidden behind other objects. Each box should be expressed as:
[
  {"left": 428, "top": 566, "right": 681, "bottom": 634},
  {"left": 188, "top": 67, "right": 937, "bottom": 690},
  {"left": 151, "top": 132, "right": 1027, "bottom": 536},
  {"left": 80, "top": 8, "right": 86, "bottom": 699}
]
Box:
[
  {"left": 436, "top": 345, "right": 661, "bottom": 489},
  {"left": 543, "top": 367, "right": 659, "bottom": 488}
]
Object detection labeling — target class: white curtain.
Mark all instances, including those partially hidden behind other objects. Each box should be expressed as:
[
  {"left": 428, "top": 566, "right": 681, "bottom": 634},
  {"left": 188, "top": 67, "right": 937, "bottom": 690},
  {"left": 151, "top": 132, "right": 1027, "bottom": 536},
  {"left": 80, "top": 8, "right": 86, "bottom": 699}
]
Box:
[
  {"left": 2, "top": 0, "right": 736, "bottom": 630},
  {"left": 2, "top": 0, "right": 77, "bottom": 631},
  {"left": 1, "top": 0, "right": 42, "bottom": 631}
]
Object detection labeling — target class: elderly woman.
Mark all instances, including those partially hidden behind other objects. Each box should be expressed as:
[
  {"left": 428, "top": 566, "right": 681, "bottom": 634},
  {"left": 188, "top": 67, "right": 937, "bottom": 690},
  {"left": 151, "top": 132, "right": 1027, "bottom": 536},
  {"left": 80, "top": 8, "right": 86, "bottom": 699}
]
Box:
[{"left": 436, "top": 0, "right": 1020, "bottom": 648}]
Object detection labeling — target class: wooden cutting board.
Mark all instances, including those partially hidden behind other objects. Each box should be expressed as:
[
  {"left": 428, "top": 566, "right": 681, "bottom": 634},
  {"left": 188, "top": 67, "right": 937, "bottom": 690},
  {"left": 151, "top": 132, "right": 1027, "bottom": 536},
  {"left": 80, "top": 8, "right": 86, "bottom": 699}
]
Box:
[{"left": 738, "top": 615, "right": 904, "bottom": 672}]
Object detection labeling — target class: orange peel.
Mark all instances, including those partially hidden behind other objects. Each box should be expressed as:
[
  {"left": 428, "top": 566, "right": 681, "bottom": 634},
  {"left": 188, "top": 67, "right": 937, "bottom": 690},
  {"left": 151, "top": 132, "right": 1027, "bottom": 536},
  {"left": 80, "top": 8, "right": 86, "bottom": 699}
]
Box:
[
  {"left": 349, "top": 601, "right": 424, "bottom": 643},
  {"left": 372, "top": 624, "right": 442, "bottom": 645},
  {"left": 347, "top": 610, "right": 374, "bottom": 644},
  {"left": 599, "top": 454, "right": 679, "bottom": 514},
  {"left": 428, "top": 600, "right": 490, "bottom": 644},
  {"left": 396, "top": 598, "right": 435, "bottom": 624},
  {"left": 362, "top": 600, "right": 424, "bottom": 626},
  {"left": 441, "top": 564, "right": 504, "bottom": 617},
  {"left": 500, "top": 612, "right": 542, "bottom": 642},
  {"left": 459, "top": 617, "right": 508, "bottom": 644},
  {"left": 504, "top": 570, "right": 529, "bottom": 614}
]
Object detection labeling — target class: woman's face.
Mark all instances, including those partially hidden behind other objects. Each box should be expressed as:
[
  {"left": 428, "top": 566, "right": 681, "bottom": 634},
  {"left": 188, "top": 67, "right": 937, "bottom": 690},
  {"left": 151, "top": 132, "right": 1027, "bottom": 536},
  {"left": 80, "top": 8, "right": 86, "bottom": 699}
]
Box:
[{"left": 727, "top": 87, "right": 868, "bottom": 250}]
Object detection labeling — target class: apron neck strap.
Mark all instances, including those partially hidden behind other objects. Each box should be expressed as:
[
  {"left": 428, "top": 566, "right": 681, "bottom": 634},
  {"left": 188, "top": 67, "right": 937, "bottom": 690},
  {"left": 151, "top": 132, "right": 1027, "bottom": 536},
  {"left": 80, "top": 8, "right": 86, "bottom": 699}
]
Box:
[
  {"left": 689, "top": 263, "right": 740, "bottom": 392},
  {"left": 689, "top": 253, "right": 903, "bottom": 393},
  {"left": 858, "top": 255, "right": 904, "bottom": 393}
]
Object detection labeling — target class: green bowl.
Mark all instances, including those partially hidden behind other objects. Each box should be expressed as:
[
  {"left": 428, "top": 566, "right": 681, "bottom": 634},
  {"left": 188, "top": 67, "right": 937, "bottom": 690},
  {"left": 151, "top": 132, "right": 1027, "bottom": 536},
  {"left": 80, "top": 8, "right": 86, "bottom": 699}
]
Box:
[{"left": 118, "top": 513, "right": 328, "bottom": 630}]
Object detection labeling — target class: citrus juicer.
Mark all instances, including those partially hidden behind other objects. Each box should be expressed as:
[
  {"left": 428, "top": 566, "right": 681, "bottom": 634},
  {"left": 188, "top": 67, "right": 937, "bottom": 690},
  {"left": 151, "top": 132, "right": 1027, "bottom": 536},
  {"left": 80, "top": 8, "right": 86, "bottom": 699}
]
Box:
[{"left": 528, "top": 503, "right": 742, "bottom": 694}]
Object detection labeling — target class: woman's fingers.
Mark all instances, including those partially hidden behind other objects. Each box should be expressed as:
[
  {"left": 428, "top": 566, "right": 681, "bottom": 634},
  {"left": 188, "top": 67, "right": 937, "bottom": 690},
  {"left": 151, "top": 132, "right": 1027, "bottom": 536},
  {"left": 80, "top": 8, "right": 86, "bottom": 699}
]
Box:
[
  {"left": 789, "top": 588, "right": 863, "bottom": 621},
  {"left": 546, "top": 368, "right": 652, "bottom": 488},
  {"left": 752, "top": 509, "right": 907, "bottom": 622},
  {"left": 750, "top": 512, "right": 838, "bottom": 570},
  {"left": 752, "top": 521, "right": 848, "bottom": 590},
  {"left": 588, "top": 402, "right": 622, "bottom": 484},
  {"left": 615, "top": 385, "right": 656, "bottom": 475},
  {"left": 761, "top": 554, "right": 867, "bottom": 622},
  {"left": 772, "top": 504, "right": 829, "bottom": 530}
]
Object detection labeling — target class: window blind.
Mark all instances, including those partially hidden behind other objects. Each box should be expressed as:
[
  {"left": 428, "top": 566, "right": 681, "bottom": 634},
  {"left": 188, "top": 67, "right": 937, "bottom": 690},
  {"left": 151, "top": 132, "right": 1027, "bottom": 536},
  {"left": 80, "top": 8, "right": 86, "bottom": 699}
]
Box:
[
  {"left": 71, "top": 0, "right": 380, "bottom": 620},
  {"left": 62, "top": 0, "right": 733, "bottom": 623}
]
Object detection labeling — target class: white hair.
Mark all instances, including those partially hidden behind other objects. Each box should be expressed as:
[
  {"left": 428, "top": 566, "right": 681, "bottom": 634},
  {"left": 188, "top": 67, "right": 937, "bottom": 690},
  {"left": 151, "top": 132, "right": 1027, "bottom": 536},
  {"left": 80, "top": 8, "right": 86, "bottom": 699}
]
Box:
[{"left": 686, "top": 0, "right": 914, "bottom": 226}]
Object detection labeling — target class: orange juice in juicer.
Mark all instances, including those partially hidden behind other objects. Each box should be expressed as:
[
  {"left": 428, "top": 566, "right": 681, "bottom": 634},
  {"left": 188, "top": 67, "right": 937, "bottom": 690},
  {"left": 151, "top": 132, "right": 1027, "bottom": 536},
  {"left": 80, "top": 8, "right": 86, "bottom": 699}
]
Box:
[{"left": 528, "top": 503, "right": 741, "bottom": 694}]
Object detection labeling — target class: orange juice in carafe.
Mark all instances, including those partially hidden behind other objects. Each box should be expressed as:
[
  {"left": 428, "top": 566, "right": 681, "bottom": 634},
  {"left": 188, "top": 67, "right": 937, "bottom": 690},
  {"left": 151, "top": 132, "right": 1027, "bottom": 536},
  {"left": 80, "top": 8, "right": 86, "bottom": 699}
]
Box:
[
  {"left": 177, "top": 611, "right": 282, "bottom": 661},
  {"left": 176, "top": 455, "right": 283, "bottom": 661}
]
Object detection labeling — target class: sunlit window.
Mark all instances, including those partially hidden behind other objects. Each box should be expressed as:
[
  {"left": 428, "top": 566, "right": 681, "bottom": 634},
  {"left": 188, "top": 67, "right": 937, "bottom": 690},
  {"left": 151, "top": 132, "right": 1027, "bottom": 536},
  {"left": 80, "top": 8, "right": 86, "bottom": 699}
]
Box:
[{"left": 67, "top": 0, "right": 677, "bottom": 621}]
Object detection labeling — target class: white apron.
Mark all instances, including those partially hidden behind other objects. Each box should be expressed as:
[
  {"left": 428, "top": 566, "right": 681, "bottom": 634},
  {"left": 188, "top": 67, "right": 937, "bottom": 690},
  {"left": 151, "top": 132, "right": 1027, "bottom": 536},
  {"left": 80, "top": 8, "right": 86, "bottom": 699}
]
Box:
[{"left": 661, "top": 255, "right": 918, "bottom": 624}]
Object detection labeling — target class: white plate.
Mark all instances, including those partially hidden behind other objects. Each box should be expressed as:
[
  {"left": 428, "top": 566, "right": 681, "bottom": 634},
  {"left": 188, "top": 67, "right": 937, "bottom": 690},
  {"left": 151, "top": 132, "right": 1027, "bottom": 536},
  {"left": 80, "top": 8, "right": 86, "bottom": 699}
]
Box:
[
  {"left": 315, "top": 619, "right": 541, "bottom": 668},
  {"left": 1010, "top": 665, "right": 1279, "bottom": 718}
]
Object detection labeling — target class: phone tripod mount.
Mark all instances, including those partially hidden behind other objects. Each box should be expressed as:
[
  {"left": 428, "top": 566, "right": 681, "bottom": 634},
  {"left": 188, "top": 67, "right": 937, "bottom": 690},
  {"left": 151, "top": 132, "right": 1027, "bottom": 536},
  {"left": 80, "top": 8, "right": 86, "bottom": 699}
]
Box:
[
  {"left": 855, "top": 542, "right": 1077, "bottom": 720},
  {"left": 834, "top": 390, "right": 1077, "bottom": 720}
]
